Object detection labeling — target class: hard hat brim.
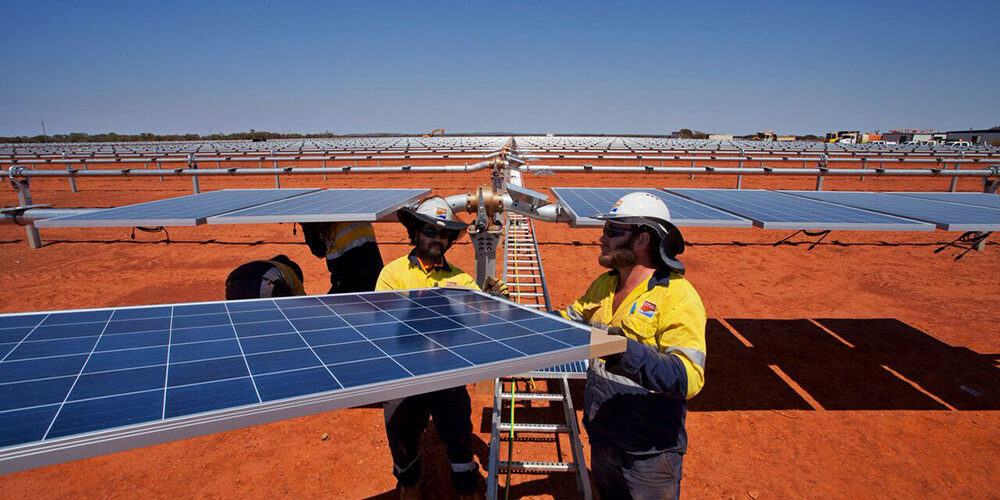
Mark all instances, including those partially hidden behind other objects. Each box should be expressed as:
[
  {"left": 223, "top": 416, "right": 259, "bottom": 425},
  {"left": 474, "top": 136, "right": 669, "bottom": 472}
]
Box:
[{"left": 398, "top": 207, "right": 468, "bottom": 234}]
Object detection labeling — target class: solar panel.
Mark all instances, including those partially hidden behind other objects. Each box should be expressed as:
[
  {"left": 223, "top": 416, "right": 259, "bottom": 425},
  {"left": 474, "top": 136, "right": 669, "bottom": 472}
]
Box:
[
  {"left": 521, "top": 360, "right": 588, "bottom": 379},
  {"left": 0, "top": 288, "right": 623, "bottom": 474},
  {"left": 206, "top": 189, "right": 430, "bottom": 224},
  {"left": 550, "top": 187, "right": 753, "bottom": 228},
  {"left": 35, "top": 189, "right": 319, "bottom": 228},
  {"left": 667, "top": 189, "right": 935, "bottom": 231},
  {"left": 782, "top": 191, "right": 1000, "bottom": 231},
  {"left": 889, "top": 192, "right": 1000, "bottom": 210}
]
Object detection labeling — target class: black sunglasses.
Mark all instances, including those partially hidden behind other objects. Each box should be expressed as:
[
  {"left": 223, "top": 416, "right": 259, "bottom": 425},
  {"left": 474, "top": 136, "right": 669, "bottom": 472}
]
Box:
[
  {"left": 420, "top": 225, "right": 457, "bottom": 239},
  {"left": 602, "top": 224, "right": 638, "bottom": 238}
]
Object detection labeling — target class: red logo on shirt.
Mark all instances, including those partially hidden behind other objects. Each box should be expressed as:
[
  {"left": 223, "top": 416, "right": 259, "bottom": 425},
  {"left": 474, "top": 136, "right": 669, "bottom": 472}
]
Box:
[{"left": 638, "top": 300, "right": 657, "bottom": 318}]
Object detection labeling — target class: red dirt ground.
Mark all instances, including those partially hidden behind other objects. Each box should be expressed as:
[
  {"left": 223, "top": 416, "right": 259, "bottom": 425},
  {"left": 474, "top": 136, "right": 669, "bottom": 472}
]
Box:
[{"left": 0, "top": 168, "right": 997, "bottom": 499}]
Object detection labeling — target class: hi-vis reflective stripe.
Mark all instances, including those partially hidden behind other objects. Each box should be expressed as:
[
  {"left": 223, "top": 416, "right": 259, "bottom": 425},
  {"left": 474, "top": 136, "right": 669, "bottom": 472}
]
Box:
[
  {"left": 591, "top": 358, "right": 643, "bottom": 389},
  {"left": 327, "top": 222, "right": 376, "bottom": 260},
  {"left": 666, "top": 346, "right": 705, "bottom": 369},
  {"left": 564, "top": 306, "right": 586, "bottom": 323}
]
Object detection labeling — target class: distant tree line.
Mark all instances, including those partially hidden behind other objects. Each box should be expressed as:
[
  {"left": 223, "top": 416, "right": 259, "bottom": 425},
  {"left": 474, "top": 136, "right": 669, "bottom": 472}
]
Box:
[{"left": 0, "top": 129, "right": 339, "bottom": 144}]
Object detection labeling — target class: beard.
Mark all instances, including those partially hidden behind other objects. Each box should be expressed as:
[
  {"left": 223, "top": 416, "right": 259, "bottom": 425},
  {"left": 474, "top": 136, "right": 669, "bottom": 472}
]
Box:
[{"left": 598, "top": 247, "right": 637, "bottom": 269}]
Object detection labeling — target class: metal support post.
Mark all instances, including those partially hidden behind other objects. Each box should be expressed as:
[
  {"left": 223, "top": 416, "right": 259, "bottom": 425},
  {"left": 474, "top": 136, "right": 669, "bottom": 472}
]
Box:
[
  {"left": 11, "top": 174, "right": 42, "bottom": 249},
  {"left": 322, "top": 160, "right": 328, "bottom": 180},
  {"left": 67, "top": 165, "right": 77, "bottom": 193},
  {"left": 157, "top": 161, "right": 163, "bottom": 181},
  {"left": 189, "top": 155, "right": 200, "bottom": 193},
  {"left": 736, "top": 160, "right": 743, "bottom": 189},
  {"left": 273, "top": 160, "right": 281, "bottom": 188},
  {"left": 949, "top": 164, "right": 959, "bottom": 192}
]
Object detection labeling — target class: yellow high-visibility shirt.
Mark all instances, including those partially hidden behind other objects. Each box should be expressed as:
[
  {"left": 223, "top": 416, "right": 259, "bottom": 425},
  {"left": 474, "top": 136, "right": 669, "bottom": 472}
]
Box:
[
  {"left": 561, "top": 269, "right": 706, "bottom": 398},
  {"left": 267, "top": 259, "right": 306, "bottom": 296},
  {"left": 375, "top": 252, "right": 479, "bottom": 292},
  {"left": 324, "top": 222, "right": 377, "bottom": 260}
]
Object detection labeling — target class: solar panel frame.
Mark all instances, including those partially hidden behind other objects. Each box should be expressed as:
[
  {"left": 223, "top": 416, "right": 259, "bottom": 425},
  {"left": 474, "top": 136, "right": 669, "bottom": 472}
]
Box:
[
  {"left": 888, "top": 191, "right": 1000, "bottom": 210},
  {"left": 667, "top": 188, "right": 936, "bottom": 231},
  {"left": 35, "top": 189, "right": 320, "bottom": 228},
  {"left": 550, "top": 187, "right": 753, "bottom": 228},
  {"left": 0, "top": 288, "right": 621, "bottom": 474},
  {"left": 520, "top": 359, "right": 589, "bottom": 379},
  {"left": 781, "top": 190, "right": 1000, "bottom": 231},
  {"left": 205, "top": 188, "right": 431, "bottom": 224}
]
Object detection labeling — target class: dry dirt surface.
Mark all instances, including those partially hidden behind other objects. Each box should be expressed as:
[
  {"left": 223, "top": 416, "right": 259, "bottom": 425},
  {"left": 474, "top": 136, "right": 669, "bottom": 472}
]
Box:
[{"left": 0, "top": 168, "right": 997, "bottom": 499}]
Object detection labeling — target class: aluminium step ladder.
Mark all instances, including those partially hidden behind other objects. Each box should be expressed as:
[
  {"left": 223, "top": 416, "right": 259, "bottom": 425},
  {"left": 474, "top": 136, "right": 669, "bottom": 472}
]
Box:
[{"left": 486, "top": 212, "right": 592, "bottom": 500}]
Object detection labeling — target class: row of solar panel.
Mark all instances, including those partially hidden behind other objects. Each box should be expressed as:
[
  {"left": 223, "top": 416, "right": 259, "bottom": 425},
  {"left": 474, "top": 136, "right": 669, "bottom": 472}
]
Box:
[
  {"left": 0, "top": 288, "right": 614, "bottom": 474},
  {"left": 36, "top": 188, "right": 430, "bottom": 227},
  {"left": 551, "top": 188, "right": 1000, "bottom": 232}
]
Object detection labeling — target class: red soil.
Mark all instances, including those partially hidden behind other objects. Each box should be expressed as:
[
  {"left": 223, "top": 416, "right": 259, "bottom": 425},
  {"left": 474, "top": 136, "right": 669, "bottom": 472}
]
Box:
[{"left": 0, "top": 168, "right": 997, "bottom": 499}]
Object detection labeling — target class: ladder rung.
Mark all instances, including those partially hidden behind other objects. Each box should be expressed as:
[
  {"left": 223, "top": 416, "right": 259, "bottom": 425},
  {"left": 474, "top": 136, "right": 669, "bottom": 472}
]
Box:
[
  {"left": 497, "top": 460, "right": 577, "bottom": 473},
  {"left": 507, "top": 274, "right": 540, "bottom": 279},
  {"left": 498, "top": 422, "right": 569, "bottom": 433},
  {"left": 501, "top": 392, "right": 564, "bottom": 401},
  {"left": 508, "top": 283, "right": 542, "bottom": 287},
  {"left": 509, "top": 292, "right": 543, "bottom": 297}
]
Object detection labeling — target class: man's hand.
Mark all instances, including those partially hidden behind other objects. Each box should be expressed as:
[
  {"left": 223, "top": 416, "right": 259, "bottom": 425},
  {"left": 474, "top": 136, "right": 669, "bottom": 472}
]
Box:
[
  {"left": 301, "top": 222, "right": 333, "bottom": 258},
  {"left": 482, "top": 277, "right": 510, "bottom": 298}
]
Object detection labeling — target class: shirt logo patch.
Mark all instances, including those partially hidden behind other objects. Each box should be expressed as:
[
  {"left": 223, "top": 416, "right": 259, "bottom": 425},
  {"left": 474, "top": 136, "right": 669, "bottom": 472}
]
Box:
[
  {"left": 637, "top": 300, "right": 657, "bottom": 318},
  {"left": 445, "top": 281, "right": 457, "bottom": 286}
]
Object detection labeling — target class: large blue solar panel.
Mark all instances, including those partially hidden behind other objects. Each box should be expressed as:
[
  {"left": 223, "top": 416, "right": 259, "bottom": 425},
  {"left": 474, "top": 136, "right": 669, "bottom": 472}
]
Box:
[
  {"left": 783, "top": 191, "right": 1000, "bottom": 231},
  {"left": 551, "top": 188, "right": 752, "bottom": 228},
  {"left": 889, "top": 192, "right": 1000, "bottom": 210},
  {"left": 0, "top": 288, "right": 615, "bottom": 473},
  {"left": 207, "top": 189, "right": 431, "bottom": 224},
  {"left": 667, "top": 189, "right": 935, "bottom": 231},
  {"left": 36, "top": 189, "right": 319, "bottom": 228}
]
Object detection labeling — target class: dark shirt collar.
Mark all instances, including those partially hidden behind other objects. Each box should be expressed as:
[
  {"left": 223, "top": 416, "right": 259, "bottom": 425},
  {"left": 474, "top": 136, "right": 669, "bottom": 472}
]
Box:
[
  {"left": 608, "top": 267, "right": 672, "bottom": 290},
  {"left": 408, "top": 250, "right": 452, "bottom": 273}
]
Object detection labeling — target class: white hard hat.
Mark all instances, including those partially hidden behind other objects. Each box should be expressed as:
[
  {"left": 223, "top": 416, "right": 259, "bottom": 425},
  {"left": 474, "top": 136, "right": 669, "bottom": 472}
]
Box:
[
  {"left": 397, "top": 195, "right": 468, "bottom": 234},
  {"left": 594, "top": 191, "right": 686, "bottom": 273}
]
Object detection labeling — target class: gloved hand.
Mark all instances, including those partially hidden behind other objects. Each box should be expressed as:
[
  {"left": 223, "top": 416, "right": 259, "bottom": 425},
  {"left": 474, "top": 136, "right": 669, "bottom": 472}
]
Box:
[
  {"left": 301, "top": 222, "right": 333, "bottom": 258},
  {"left": 482, "top": 277, "right": 510, "bottom": 298}
]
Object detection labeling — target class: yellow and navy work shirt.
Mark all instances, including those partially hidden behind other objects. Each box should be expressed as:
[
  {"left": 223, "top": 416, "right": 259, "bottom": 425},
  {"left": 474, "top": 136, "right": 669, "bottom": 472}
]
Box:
[
  {"left": 375, "top": 252, "right": 479, "bottom": 292},
  {"left": 322, "top": 222, "right": 377, "bottom": 260},
  {"left": 562, "top": 268, "right": 706, "bottom": 454},
  {"left": 266, "top": 259, "right": 306, "bottom": 297}
]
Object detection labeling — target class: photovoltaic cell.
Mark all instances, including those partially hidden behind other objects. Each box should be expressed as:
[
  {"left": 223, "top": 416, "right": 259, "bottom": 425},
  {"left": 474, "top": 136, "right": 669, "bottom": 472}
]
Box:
[
  {"left": 667, "top": 189, "right": 935, "bottom": 231},
  {"left": 782, "top": 191, "right": 1000, "bottom": 231},
  {"left": 207, "top": 189, "right": 431, "bottom": 224},
  {"left": 0, "top": 288, "right": 619, "bottom": 474},
  {"left": 550, "top": 187, "right": 752, "bottom": 227},
  {"left": 36, "top": 189, "right": 319, "bottom": 228}
]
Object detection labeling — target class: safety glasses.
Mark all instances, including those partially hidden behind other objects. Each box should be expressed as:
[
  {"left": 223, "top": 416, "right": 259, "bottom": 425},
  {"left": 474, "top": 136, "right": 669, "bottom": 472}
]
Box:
[
  {"left": 602, "top": 224, "right": 637, "bottom": 238},
  {"left": 420, "top": 225, "right": 457, "bottom": 240}
]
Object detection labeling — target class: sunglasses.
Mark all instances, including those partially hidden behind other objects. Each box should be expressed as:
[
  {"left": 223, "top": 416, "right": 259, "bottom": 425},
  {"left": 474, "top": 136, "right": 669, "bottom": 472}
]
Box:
[
  {"left": 602, "top": 224, "right": 638, "bottom": 238},
  {"left": 420, "top": 225, "right": 457, "bottom": 240}
]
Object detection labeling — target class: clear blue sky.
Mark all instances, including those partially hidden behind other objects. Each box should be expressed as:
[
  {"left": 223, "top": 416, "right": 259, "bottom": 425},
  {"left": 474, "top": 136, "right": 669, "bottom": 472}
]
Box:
[{"left": 2, "top": 0, "right": 997, "bottom": 136}]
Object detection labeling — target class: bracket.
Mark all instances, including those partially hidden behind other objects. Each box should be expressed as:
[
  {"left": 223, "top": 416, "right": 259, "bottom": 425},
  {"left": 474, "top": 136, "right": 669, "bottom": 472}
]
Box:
[
  {"left": 934, "top": 231, "right": 991, "bottom": 261},
  {"left": 773, "top": 229, "right": 831, "bottom": 250}
]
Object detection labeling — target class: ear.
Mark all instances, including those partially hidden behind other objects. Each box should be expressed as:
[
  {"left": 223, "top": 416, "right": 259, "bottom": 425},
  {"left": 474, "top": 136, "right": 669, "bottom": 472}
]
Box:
[{"left": 633, "top": 231, "right": 651, "bottom": 251}]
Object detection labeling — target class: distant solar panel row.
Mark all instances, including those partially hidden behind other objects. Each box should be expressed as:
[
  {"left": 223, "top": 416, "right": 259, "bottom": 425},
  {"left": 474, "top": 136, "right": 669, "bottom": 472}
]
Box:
[
  {"left": 551, "top": 188, "right": 999, "bottom": 232},
  {"left": 0, "top": 288, "right": 616, "bottom": 474},
  {"left": 36, "top": 188, "right": 430, "bottom": 228}
]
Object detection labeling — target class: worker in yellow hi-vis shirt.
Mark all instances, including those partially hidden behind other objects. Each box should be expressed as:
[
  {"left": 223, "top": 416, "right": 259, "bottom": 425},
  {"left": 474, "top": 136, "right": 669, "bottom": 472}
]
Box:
[
  {"left": 560, "top": 192, "right": 706, "bottom": 500},
  {"left": 376, "top": 196, "right": 506, "bottom": 500},
  {"left": 301, "top": 221, "right": 383, "bottom": 293}
]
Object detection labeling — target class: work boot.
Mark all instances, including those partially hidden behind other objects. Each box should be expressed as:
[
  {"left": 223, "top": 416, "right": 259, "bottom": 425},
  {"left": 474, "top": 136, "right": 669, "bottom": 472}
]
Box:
[{"left": 399, "top": 483, "right": 421, "bottom": 500}]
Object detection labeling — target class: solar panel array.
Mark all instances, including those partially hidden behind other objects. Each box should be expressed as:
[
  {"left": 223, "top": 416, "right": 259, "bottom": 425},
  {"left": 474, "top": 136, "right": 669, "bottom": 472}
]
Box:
[
  {"left": 207, "top": 189, "right": 430, "bottom": 224},
  {"left": 0, "top": 288, "right": 617, "bottom": 473},
  {"left": 667, "top": 189, "right": 935, "bottom": 231},
  {"left": 35, "top": 189, "right": 319, "bottom": 228},
  {"left": 550, "top": 188, "right": 753, "bottom": 228},
  {"left": 550, "top": 187, "right": 998, "bottom": 232},
  {"left": 35, "top": 188, "right": 430, "bottom": 228},
  {"left": 783, "top": 191, "right": 1000, "bottom": 232}
]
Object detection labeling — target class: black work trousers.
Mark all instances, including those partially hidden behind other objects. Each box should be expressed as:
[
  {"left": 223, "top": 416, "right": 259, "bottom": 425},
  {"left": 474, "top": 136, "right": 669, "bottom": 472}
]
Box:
[
  {"left": 327, "top": 241, "right": 383, "bottom": 294},
  {"left": 383, "top": 386, "right": 478, "bottom": 494}
]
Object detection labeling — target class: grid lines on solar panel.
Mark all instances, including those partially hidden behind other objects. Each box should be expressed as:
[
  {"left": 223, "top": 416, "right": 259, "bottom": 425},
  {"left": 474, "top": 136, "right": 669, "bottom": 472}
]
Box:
[
  {"left": 35, "top": 189, "right": 319, "bottom": 228},
  {"left": 550, "top": 187, "right": 752, "bottom": 228},
  {"left": 0, "top": 289, "right": 590, "bottom": 454},
  {"left": 667, "top": 189, "right": 935, "bottom": 231},
  {"left": 781, "top": 191, "right": 1000, "bottom": 231},
  {"left": 206, "top": 188, "right": 430, "bottom": 224}
]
